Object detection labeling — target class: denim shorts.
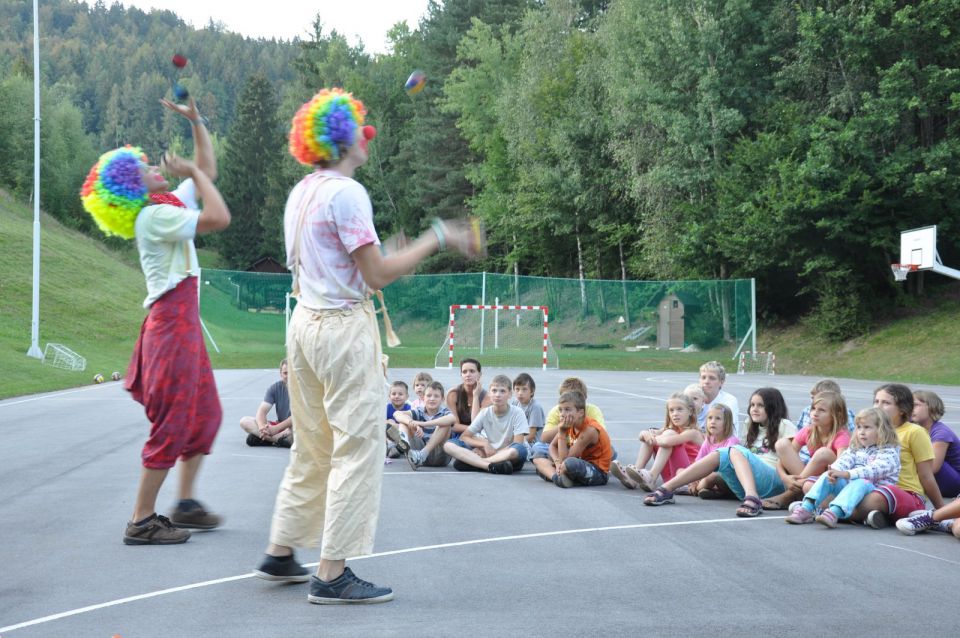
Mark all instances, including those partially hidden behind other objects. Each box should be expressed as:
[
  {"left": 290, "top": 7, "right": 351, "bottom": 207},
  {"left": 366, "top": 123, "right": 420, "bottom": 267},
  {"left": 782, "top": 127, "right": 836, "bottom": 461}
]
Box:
[{"left": 716, "top": 445, "right": 785, "bottom": 500}]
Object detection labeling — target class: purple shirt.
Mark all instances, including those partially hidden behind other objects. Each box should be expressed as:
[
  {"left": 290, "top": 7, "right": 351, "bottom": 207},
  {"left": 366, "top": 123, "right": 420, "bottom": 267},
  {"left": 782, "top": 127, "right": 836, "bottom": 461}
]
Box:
[{"left": 930, "top": 421, "right": 960, "bottom": 474}]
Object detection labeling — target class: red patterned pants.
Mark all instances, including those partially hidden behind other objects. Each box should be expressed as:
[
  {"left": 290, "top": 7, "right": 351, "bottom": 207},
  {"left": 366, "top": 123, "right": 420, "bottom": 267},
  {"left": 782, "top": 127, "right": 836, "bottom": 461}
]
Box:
[{"left": 125, "top": 277, "right": 222, "bottom": 469}]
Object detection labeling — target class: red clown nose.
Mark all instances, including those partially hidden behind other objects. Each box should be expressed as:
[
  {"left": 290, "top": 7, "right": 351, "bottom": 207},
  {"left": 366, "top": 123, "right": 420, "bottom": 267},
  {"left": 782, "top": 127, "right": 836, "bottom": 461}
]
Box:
[{"left": 359, "top": 125, "right": 377, "bottom": 152}]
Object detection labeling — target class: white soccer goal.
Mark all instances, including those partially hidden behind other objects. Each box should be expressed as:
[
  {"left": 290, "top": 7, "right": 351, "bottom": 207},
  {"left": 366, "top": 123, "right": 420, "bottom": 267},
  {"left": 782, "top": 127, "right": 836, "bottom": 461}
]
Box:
[
  {"left": 737, "top": 351, "right": 775, "bottom": 375},
  {"left": 42, "top": 342, "right": 87, "bottom": 372},
  {"left": 434, "top": 304, "right": 559, "bottom": 370}
]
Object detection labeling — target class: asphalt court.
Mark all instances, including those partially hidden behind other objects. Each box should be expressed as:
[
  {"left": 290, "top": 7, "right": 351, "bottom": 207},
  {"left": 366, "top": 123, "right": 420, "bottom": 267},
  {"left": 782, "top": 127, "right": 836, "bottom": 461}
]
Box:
[{"left": 1, "top": 368, "right": 958, "bottom": 637}]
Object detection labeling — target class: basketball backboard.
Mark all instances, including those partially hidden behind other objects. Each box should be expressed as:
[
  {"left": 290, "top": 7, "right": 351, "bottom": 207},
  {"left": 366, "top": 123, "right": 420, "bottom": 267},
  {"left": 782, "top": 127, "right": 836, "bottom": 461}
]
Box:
[{"left": 900, "top": 225, "right": 936, "bottom": 270}]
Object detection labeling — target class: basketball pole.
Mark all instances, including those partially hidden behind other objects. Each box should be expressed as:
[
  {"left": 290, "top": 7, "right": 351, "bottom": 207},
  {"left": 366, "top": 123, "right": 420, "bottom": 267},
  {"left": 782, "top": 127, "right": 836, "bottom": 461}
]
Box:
[{"left": 26, "top": 0, "right": 43, "bottom": 359}]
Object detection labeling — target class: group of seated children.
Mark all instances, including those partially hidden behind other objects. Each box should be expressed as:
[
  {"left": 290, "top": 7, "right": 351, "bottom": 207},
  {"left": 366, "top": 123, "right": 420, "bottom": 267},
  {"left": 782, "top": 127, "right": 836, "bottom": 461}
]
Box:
[{"left": 380, "top": 359, "right": 960, "bottom": 542}]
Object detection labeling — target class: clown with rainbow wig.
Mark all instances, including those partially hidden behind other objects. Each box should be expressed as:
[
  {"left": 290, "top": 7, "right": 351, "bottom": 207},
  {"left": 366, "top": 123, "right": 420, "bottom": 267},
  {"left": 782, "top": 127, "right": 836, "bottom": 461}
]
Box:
[
  {"left": 80, "top": 97, "right": 231, "bottom": 547},
  {"left": 252, "top": 87, "right": 485, "bottom": 605}
]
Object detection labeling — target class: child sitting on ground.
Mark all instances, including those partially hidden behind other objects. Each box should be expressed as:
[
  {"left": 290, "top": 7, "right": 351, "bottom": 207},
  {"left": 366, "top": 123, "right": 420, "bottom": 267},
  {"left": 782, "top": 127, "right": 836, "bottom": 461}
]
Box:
[
  {"left": 385, "top": 381, "right": 411, "bottom": 459},
  {"left": 912, "top": 390, "right": 960, "bottom": 498},
  {"left": 545, "top": 391, "right": 613, "bottom": 488},
  {"left": 512, "top": 373, "right": 546, "bottom": 448},
  {"left": 686, "top": 403, "right": 739, "bottom": 497},
  {"left": 393, "top": 381, "right": 455, "bottom": 470},
  {"left": 443, "top": 374, "right": 529, "bottom": 474},
  {"left": 531, "top": 378, "right": 606, "bottom": 475},
  {"left": 851, "top": 384, "right": 944, "bottom": 529},
  {"left": 410, "top": 371, "right": 433, "bottom": 411},
  {"left": 763, "top": 391, "right": 851, "bottom": 510},
  {"left": 684, "top": 384, "right": 706, "bottom": 431},
  {"left": 785, "top": 407, "right": 900, "bottom": 528},
  {"left": 609, "top": 393, "right": 702, "bottom": 491}
]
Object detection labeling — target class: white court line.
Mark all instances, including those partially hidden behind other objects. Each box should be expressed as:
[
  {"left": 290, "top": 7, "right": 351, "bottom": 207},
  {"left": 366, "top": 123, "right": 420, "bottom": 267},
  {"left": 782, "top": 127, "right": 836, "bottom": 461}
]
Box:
[
  {"left": 591, "top": 386, "right": 664, "bottom": 402},
  {"left": 0, "top": 516, "right": 781, "bottom": 634},
  {"left": 877, "top": 543, "right": 960, "bottom": 566},
  {"left": 0, "top": 384, "right": 110, "bottom": 408}
]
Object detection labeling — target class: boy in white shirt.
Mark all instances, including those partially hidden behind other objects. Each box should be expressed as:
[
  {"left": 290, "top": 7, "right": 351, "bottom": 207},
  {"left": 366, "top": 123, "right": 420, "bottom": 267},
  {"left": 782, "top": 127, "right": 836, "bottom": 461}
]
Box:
[
  {"left": 698, "top": 361, "right": 739, "bottom": 429},
  {"left": 443, "top": 375, "right": 529, "bottom": 474}
]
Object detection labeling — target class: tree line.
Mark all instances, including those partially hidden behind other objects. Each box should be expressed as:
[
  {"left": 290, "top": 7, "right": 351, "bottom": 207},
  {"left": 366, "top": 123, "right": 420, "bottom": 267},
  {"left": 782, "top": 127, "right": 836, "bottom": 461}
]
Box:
[{"left": 2, "top": 0, "right": 958, "bottom": 340}]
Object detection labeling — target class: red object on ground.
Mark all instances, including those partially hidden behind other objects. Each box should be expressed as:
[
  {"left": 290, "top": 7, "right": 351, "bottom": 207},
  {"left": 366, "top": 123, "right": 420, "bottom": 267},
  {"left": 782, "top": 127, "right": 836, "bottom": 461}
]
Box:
[{"left": 172, "top": 54, "right": 187, "bottom": 68}]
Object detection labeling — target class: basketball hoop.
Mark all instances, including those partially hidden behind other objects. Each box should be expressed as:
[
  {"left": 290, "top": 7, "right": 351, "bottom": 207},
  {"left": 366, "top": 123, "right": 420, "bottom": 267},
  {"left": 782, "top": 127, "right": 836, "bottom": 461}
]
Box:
[{"left": 890, "top": 263, "right": 917, "bottom": 282}]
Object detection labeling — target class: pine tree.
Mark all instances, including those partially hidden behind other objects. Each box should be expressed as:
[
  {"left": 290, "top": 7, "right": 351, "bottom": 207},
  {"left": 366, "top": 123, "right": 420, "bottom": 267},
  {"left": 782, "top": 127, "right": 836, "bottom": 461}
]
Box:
[{"left": 217, "top": 74, "right": 284, "bottom": 269}]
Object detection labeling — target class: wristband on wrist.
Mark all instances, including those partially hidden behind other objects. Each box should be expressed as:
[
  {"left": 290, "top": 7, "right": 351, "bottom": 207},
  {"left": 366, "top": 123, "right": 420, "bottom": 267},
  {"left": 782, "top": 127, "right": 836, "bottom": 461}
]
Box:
[{"left": 430, "top": 218, "right": 447, "bottom": 251}]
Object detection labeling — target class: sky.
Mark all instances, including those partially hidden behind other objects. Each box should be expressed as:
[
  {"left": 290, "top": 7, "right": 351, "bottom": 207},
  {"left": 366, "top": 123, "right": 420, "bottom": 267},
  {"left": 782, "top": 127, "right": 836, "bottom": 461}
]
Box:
[{"left": 122, "top": 0, "right": 433, "bottom": 53}]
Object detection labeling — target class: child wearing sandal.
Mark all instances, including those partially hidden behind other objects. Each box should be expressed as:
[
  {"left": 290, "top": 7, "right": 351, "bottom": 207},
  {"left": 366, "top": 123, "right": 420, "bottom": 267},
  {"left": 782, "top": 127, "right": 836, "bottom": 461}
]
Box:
[
  {"left": 785, "top": 407, "right": 900, "bottom": 527},
  {"left": 609, "top": 393, "right": 702, "bottom": 491},
  {"left": 763, "top": 391, "right": 851, "bottom": 510},
  {"left": 644, "top": 387, "right": 796, "bottom": 517},
  {"left": 685, "top": 403, "right": 739, "bottom": 497}
]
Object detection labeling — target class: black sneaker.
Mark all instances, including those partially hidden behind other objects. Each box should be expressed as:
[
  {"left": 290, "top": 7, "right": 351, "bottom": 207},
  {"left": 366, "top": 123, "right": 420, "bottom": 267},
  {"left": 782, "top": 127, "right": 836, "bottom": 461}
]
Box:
[
  {"left": 308, "top": 567, "right": 394, "bottom": 605},
  {"left": 253, "top": 553, "right": 310, "bottom": 583},
  {"left": 123, "top": 514, "right": 191, "bottom": 545},
  {"left": 246, "top": 433, "right": 271, "bottom": 447},
  {"left": 488, "top": 460, "right": 514, "bottom": 475},
  {"left": 274, "top": 435, "right": 293, "bottom": 449},
  {"left": 452, "top": 459, "right": 483, "bottom": 472}
]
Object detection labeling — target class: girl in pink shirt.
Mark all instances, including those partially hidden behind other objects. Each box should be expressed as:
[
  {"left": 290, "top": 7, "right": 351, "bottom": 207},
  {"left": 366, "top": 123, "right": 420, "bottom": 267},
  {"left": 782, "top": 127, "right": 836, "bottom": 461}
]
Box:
[
  {"left": 686, "top": 404, "right": 740, "bottom": 497},
  {"left": 763, "top": 391, "right": 851, "bottom": 509}
]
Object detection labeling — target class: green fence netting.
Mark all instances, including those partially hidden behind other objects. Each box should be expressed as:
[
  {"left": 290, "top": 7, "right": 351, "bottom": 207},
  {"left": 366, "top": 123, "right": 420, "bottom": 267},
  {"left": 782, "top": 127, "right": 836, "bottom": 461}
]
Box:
[{"left": 199, "top": 269, "right": 754, "bottom": 369}]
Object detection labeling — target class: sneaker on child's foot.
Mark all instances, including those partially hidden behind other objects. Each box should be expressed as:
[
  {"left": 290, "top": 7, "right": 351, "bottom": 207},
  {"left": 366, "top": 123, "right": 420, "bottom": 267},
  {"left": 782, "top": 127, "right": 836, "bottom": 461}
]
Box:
[
  {"left": 406, "top": 449, "right": 423, "bottom": 471},
  {"left": 386, "top": 444, "right": 402, "bottom": 459},
  {"left": 253, "top": 553, "right": 310, "bottom": 583},
  {"left": 170, "top": 501, "right": 222, "bottom": 530},
  {"left": 274, "top": 435, "right": 293, "bottom": 449},
  {"left": 488, "top": 460, "right": 514, "bottom": 475},
  {"left": 816, "top": 509, "right": 839, "bottom": 528},
  {"left": 246, "top": 433, "right": 272, "bottom": 447},
  {"left": 787, "top": 500, "right": 803, "bottom": 514},
  {"left": 785, "top": 507, "right": 815, "bottom": 525},
  {"left": 936, "top": 519, "right": 955, "bottom": 533},
  {"left": 385, "top": 423, "right": 401, "bottom": 444},
  {"left": 308, "top": 568, "right": 394, "bottom": 605},
  {"left": 386, "top": 424, "right": 411, "bottom": 454},
  {"left": 553, "top": 472, "right": 575, "bottom": 488},
  {"left": 896, "top": 510, "right": 935, "bottom": 535},
  {"left": 866, "top": 510, "right": 888, "bottom": 530},
  {"left": 123, "top": 514, "right": 191, "bottom": 545}
]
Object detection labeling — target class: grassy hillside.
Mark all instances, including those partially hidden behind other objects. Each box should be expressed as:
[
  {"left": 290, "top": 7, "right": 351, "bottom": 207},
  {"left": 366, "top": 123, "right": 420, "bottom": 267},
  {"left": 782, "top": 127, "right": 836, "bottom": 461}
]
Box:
[{"left": 2, "top": 189, "right": 959, "bottom": 400}]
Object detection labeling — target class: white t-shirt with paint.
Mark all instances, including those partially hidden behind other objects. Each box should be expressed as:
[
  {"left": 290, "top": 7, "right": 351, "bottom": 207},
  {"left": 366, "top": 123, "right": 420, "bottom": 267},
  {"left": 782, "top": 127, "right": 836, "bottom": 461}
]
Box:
[{"left": 284, "top": 170, "right": 381, "bottom": 310}]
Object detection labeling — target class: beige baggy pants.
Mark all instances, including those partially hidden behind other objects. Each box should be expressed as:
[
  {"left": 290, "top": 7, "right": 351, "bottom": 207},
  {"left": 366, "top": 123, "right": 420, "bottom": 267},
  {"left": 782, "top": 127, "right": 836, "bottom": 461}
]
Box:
[{"left": 269, "top": 299, "right": 386, "bottom": 559}]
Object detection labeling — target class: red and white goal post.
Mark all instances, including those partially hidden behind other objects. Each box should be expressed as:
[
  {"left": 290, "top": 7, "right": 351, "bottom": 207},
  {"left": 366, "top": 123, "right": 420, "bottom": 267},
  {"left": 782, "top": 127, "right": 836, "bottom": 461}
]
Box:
[
  {"left": 737, "top": 351, "right": 776, "bottom": 375},
  {"left": 434, "top": 304, "right": 559, "bottom": 370}
]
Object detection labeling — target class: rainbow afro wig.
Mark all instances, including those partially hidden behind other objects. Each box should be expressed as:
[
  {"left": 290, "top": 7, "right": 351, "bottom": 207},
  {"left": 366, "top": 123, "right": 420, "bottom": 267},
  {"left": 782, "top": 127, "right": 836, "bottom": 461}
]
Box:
[
  {"left": 80, "top": 146, "right": 150, "bottom": 239},
  {"left": 289, "top": 88, "right": 367, "bottom": 166}
]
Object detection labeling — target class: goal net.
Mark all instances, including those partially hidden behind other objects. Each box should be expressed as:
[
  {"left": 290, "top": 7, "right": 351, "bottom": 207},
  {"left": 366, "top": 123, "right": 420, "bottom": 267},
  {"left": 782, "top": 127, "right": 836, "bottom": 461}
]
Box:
[
  {"left": 42, "top": 342, "right": 87, "bottom": 372},
  {"left": 434, "top": 305, "right": 559, "bottom": 370},
  {"left": 737, "top": 351, "right": 775, "bottom": 375}
]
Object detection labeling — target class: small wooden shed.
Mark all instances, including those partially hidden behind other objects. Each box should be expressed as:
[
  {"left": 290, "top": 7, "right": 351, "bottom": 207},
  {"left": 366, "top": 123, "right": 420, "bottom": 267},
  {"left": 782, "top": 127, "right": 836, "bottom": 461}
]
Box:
[{"left": 657, "top": 293, "right": 685, "bottom": 349}]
